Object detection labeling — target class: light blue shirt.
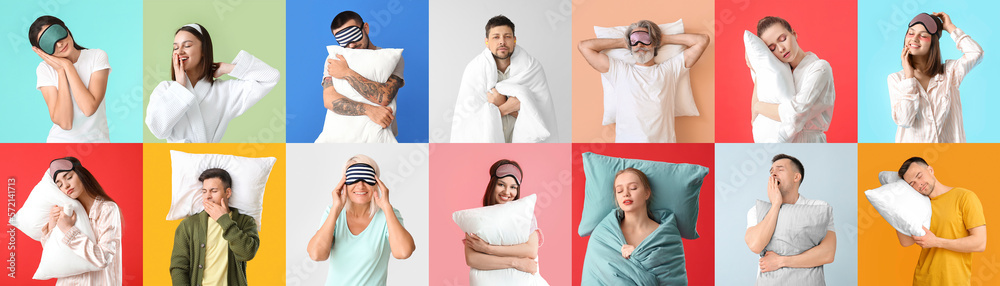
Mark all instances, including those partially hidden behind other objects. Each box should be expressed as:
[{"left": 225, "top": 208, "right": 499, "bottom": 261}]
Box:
[{"left": 322, "top": 206, "right": 403, "bottom": 286}]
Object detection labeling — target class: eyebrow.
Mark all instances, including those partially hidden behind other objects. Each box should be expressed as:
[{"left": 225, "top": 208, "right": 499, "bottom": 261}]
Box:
[{"left": 173, "top": 40, "right": 193, "bottom": 45}]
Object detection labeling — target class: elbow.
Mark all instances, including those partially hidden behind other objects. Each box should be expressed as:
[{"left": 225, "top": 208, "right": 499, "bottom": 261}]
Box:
[
  {"left": 52, "top": 117, "right": 72, "bottom": 130},
  {"left": 393, "top": 249, "right": 414, "bottom": 260},
  {"left": 698, "top": 34, "right": 711, "bottom": 46},
  {"left": 81, "top": 106, "right": 97, "bottom": 117},
  {"left": 975, "top": 240, "right": 987, "bottom": 253},
  {"left": 323, "top": 100, "right": 333, "bottom": 111},
  {"left": 307, "top": 250, "right": 329, "bottom": 262},
  {"left": 748, "top": 245, "right": 764, "bottom": 255}
]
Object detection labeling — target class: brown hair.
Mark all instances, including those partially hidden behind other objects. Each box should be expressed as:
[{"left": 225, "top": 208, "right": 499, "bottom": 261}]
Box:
[
  {"left": 908, "top": 16, "right": 945, "bottom": 76},
  {"left": 483, "top": 159, "right": 522, "bottom": 206},
  {"left": 614, "top": 168, "right": 655, "bottom": 219},
  {"left": 756, "top": 16, "right": 794, "bottom": 37},
  {"left": 171, "top": 24, "right": 215, "bottom": 85},
  {"left": 57, "top": 157, "right": 114, "bottom": 202},
  {"left": 898, "top": 157, "right": 929, "bottom": 180}
]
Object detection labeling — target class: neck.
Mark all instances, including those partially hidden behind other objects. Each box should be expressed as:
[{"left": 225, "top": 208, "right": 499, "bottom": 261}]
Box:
[
  {"left": 789, "top": 49, "right": 807, "bottom": 70},
  {"left": 781, "top": 188, "right": 799, "bottom": 204},
  {"left": 928, "top": 182, "right": 952, "bottom": 198},
  {"left": 621, "top": 208, "right": 654, "bottom": 227},
  {"left": 66, "top": 48, "right": 81, "bottom": 64},
  {"left": 347, "top": 202, "right": 371, "bottom": 217},
  {"left": 186, "top": 68, "right": 205, "bottom": 87},
  {"left": 911, "top": 54, "right": 929, "bottom": 73},
  {"left": 496, "top": 58, "right": 511, "bottom": 73},
  {"left": 78, "top": 192, "right": 96, "bottom": 214}
]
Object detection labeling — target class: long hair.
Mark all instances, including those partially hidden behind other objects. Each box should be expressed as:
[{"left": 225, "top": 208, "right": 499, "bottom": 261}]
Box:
[
  {"left": 614, "top": 168, "right": 654, "bottom": 220},
  {"left": 483, "top": 159, "right": 522, "bottom": 206},
  {"left": 58, "top": 157, "right": 114, "bottom": 202},
  {"left": 28, "top": 16, "right": 86, "bottom": 51},
  {"left": 909, "top": 15, "right": 945, "bottom": 76},
  {"left": 171, "top": 24, "right": 215, "bottom": 84}
]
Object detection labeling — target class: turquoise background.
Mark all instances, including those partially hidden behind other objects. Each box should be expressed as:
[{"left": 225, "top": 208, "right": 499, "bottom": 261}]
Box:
[
  {"left": 0, "top": 0, "right": 144, "bottom": 142},
  {"left": 858, "top": 0, "right": 997, "bottom": 142}
]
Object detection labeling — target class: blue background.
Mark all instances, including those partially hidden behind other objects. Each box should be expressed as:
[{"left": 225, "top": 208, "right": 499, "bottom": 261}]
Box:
[
  {"left": 285, "top": 0, "right": 429, "bottom": 143},
  {"left": 0, "top": 0, "right": 144, "bottom": 142},
  {"left": 714, "top": 143, "right": 858, "bottom": 285},
  {"left": 858, "top": 0, "right": 996, "bottom": 142}
]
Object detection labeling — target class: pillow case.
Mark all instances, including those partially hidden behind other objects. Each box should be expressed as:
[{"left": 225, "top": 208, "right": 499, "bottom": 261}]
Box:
[
  {"left": 166, "top": 150, "right": 276, "bottom": 231},
  {"left": 579, "top": 152, "right": 708, "bottom": 239},
  {"left": 9, "top": 170, "right": 101, "bottom": 279},
  {"left": 864, "top": 180, "right": 931, "bottom": 236},
  {"left": 754, "top": 200, "right": 831, "bottom": 285},
  {"left": 744, "top": 30, "right": 794, "bottom": 143},
  {"left": 315, "top": 45, "right": 402, "bottom": 143},
  {"left": 878, "top": 170, "right": 901, "bottom": 185},
  {"left": 594, "top": 19, "right": 697, "bottom": 125},
  {"left": 452, "top": 194, "right": 548, "bottom": 286}
]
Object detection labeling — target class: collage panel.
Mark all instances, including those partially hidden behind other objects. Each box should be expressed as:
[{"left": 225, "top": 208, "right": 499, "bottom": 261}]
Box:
[
  {"left": 858, "top": 143, "right": 998, "bottom": 285},
  {"left": 429, "top": 143, "right": 572, "bottom": 285},
  {"left": 285, "top": 0, "right": 430, "bottom": 144},
  {"left": 142, "top": 0, "right": 287, "bottom": 143},
  {"left": 714, "top": 143, "right": 859, "bottom": 285},
  {"left": 714, "top": 0, "right": 858, "bottom": 143},
  {"left": 2, "top": 143, "right": 144, "bottom": 285},
  {"left": 429, "top": 0, "right": 572, "bottom": 143},
  {"left": 571, "top": 0, "right": 715, "bottom": 143},
  {"left": 142, "top": 143, "right": 286, "bottom": 284},
  {"left": 857, "top": 1, "right": 997, "bottom": 143},
  {"left": 571, "top": 143, "right": 716, "bottom": 285},
  {"left": 285, "top": 143, "right": 429, "bottom": 285},
  {"left": 0, "top": 0, "right": 144, "bottom": 143}
]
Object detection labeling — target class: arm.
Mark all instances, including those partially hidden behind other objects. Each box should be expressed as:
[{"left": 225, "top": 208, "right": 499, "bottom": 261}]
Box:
[
  {"left": 774, "top": 65, "right": 835, "bottom": 140},
  {"left": 937, "top": 12, "right": 983, "bottom": 85},
  {"left": 753, "top": 101, "right": 781, "bottom": 122},
  {"left": 223, "top": 50, "right": 281, "bottom": 115},
  {"left": 762, "top": 231, "right": 836, "bottom": 272},
  {"left": 40, "top": 72, "right": 75, "bottom": 130},
  {"left": 469, "top": 231, "right": 539, "bottom": 259},
  {"left": 145, "top": 81, "right": 199, "bottom": 139},
  {"left": 63, "top": 66, "right": 109, "bottom": 117},
  {"left": 323, "top": 81, "right": 394, "bottom": 128},
  {"left": 578, "top": 38, "right": 625, "bottom": 73},
  {"left": 914, "top": 225, "right": 986, "bottom": 253},
  {"left": 745, "top": 203, "right": 781, "bottom": 254},
  {"left": 662, "top": 33, "right": 711, "bottom": 69},
  {"left": 887, "top": 72, "right": 921, "bottom": 128},
  {"left": 306, "top": 207, "right": 340, "bottom": 261},
  {"left": 60, "top": 204, "right": 122, "bottom": 269},
  {"left": 169, "top": 222, "right": 192, "bottom": 286},
  {"left": 464, "top": 245, "right": 537, "bottom": 274},
  {"left": 343, "top": 74, "right": 404, "bottom": 106},
  {"left": 385, "top": 207, "right": 415, "bottom": 259},
  {"left": 219, "top": 213, "right": 260, "bottom": 262},
  {"left": 896, "top": 230, "right": 916, "bottom": 247}
]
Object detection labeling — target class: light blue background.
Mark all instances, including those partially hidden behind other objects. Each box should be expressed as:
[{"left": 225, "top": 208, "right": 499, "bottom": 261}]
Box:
[
  {"left": 0, "top": 0, "right": 143, "bottom": 142},
  {"left": 285, "top": 0, "right": 429, "bottom": 143},
  {"left": 715, "top": 143, "right": 858, "bottom": 285},
  {"left": 858, "top": 0, "right": 996, "bottom": 142}
]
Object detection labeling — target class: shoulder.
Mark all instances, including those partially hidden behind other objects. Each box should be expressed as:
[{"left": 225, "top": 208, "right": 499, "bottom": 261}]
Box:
[
  {"left": 804, "top": 56, "right": 833, "bottom": 76},
  {"left": 887, "top": 70, "right": 906, "bottom": 82},
  {"left": 802, "top": 197, "right": 831, "bottom": 207}
]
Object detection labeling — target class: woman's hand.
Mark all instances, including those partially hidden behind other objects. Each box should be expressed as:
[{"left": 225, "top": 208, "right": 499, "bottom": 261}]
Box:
[
  {"left": 933, "top": 12, "right": 956, "bottom": 34},
  {"left": 621, "top": 244, "right": 636, "bottom": 259},
  {"left": 33, "top": 47, "right": 69, "bottom": 71},
  {"left": 331, "top": 175, "right": 347, "bottom": 214},
  {"left": 173, "top": 52, "right": 186, "bottom": 85},
  {"left": 373, "top": 176, "right": 392, "bottom": 212},
  {"left": 901, "top": 47, "right": 914, "bottom": 79},
  {"left": 47, "top": 205, "right": 63, "bottom": 233},
  {"left": 213, "top": 62, "right": 235, "bottom": 78},
  {"left": 56, "top": 207, "right": 77, "bottom": 233},
  {"left": 463, "top": 233, "right": 493, "bottom": 254},
  {"left": 513, "top": 258, "right": 538, "bottom": 274},
  {"left": 750, "top": 87, "right": 760, "bottom": 123}
]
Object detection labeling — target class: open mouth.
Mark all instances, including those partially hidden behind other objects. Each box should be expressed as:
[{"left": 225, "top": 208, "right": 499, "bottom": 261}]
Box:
[
  {"left": 180, "top": 56, "right": 189, "bottom": 62},
  {"left": 909, "top": 43, "right": 921, "bottom": 49},
  {"left": 353, "top": 191, "right": 368, "bottom": 196},
  {"left": 623, "top": 199, "right": 633, "bottom": 206},
  {"left": 498, "top": 194, "right": 512, "bottom": 202}
]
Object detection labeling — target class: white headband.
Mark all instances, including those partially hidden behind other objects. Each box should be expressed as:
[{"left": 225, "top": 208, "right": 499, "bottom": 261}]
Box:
[{"left": 183, "top": 23, "right": 203, "bottom": 35}]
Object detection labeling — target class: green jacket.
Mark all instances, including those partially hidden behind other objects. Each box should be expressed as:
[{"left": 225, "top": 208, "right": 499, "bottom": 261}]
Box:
[{"left": 170, "top": 209, "right": 259, "bottom": 286}]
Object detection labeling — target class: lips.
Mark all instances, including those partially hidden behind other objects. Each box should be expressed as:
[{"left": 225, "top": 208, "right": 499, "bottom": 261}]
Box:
[
  {"left": 66, "top": 187, "right": 74, "bottom": 195},
  {"left": 498, "top": 194, "right": 512, "bottom": 202},
  {"left": 60, "top": 44, "right": 68, "bottom": 53},
  {"left": 783, "top": 52, "right": 790, "bottom": 59},
  {"left": 180, "top": 56, "right": 189, "bottom": 62},
  {"left": 623, "top": 200, "right": 633, "bottom": 205},
  {"left": 352, "top": 191, "right": 368, "bottom": 196}
]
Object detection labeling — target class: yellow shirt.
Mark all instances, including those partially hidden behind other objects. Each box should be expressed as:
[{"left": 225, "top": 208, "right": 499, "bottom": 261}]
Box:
[
  {"left": 913, "top": 187, "right": 986, "bottom": 285},
  {"left": 202, "top": 213, "right": 230, "bottom": 286}
]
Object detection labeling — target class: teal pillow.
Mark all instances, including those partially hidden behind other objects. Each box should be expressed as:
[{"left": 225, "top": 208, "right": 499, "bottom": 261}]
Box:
[{"left": 580, "top": 152, "right": 708, "bottom": 239}]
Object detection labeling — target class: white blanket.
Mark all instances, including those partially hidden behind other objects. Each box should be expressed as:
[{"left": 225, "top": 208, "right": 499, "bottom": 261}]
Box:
[
  {"left": 451, "top": 47, "right": 558, "bottom": 143},
  {"left": 315, "top": 45, "right": 400, "bottom": 143}
]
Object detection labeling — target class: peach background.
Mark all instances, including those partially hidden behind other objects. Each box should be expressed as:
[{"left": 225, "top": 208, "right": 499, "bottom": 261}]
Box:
[
  {"left": 571, "top": 0, "right": 715, "bottom": 143},
  {"left": 142, "top": 143, "right": 286, "bottom": 284},
  {"left": 858, "top": 144, "right": 1000, "bottom": 285},
  {"left": 428, "top": 143, "right": 572, "bottom": 285}
]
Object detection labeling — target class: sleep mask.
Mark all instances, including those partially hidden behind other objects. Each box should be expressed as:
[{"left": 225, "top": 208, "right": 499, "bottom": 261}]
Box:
[
  {"left": 345, "top": 163, "right": 377, "bottom": 186},
  {"left": 38, "top": 24, "right": 69, "bottom": 55},
  {"left": 50, "top": 158, "right": 75, "bottom": 182},
  {"left": 335, "top": 26, "right": 363, "bottom": 47},
  {"left": 908, "top": 13, "right": 940, "bottom": 37},
  {"left": 629, "top": 30, "right": 652, "bottom": 47}
]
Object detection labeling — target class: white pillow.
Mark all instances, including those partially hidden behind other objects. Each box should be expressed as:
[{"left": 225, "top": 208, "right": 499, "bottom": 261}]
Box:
[
  {"left": 8, "top": 170, "right": 100, "bottom": 279},
  {"left": 878, "top": 171, "right": 901, "bottom": 185},
  {"left": 864, "top": 180, "right": 931, "bottom": 236},
  {"left": 594, "top": 19, "right": 697, "bottom": 125},
  {"left": 452, "top": 194, "right": 548, "bottom": 286},
  {"left": 315, "top": 45, "right": 401, "bottom": 143},
  {"left": 744, "top": 30, "right": 795, "bottom": 143},
  {"left": 166, "top": 150, "right": 276, "bottom": 231}
]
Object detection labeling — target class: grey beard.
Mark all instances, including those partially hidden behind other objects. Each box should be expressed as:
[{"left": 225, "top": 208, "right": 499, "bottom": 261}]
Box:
[{"left": 631, "top": 49, "right": 653, "bottom": 64}]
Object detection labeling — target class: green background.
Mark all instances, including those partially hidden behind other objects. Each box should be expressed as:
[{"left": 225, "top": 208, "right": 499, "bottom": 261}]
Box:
[{"left": 142, "top": 0, "right": 286, "bottom": 143}]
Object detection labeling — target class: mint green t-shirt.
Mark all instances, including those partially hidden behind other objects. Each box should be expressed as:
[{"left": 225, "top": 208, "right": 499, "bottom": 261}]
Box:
[{"left": 322, "top": 206, "right": 403, "bottom": 286}]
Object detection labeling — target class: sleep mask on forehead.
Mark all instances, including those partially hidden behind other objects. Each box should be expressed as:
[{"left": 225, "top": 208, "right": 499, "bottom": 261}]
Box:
[
  {"left": 335, "top": 26, "right": 363, "bottom": 47},
  {"left": 345, "top": 163, "right": 377, "bottom": 186},
  {"left": 908, "top": 13, "right": 940, "bottom": 37},
  {"left": 50, "top": 158, "right": 75, "bottom": 182},
  {"left": 629, "top": 30, "right": 651, "bottom": 47},
  {"left": 38, "top": 24, "right": 68, "bottom": 55}
]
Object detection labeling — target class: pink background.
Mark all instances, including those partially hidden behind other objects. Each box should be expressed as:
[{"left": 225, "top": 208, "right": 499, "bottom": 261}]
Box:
[{"left": 428, "top": 143, "right": 572, "bottom": 285}]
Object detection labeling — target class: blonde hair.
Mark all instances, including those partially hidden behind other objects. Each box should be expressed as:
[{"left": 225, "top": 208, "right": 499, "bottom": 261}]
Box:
[{"left": 344, "top": 154, "right": 380, "bottom": 218}]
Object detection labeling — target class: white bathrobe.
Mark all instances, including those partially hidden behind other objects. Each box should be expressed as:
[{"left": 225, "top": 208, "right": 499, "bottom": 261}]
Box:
[
  {"left": 145, "top": 50, "right": 279, "bottom": 143},
  {"left": 775, "top": 52, "right": 835, "bottom": 143},
  {"left": 450, "top": 47, "right": 559, "bottom": 143}
]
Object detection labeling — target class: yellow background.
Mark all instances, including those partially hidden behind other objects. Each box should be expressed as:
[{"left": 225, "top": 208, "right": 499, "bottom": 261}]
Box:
[
  {"left": 858, "top": 144, "right": 1000, "bottom": 285},
  {"left": 143, "top": 143, "right": 286, "bottom": 284}
]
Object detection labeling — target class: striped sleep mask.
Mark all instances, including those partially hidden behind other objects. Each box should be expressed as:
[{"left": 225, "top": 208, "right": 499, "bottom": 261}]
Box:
[
  {"left": 345, "top": 163, "right": 377, "bottom": 185},
  {"left": 335, "top": 26, "right": 363, "bottom": 47}
]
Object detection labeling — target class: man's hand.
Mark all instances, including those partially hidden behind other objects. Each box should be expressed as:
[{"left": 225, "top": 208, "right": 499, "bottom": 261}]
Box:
[
  {"left": 487, "top": 88, "right": 507, "bottom": 107},
  {"left": 326, "top": 55, "right": 353, "bottom": 79},
  {"left": 913, "top": 226, "right": 941, "bottom": 248},
  {"left": 767, "top": 176, "right": 783, "bottom": 206},
  {"left": 364, "top": 104, "right": 394, "bottom": 128},
  {"left": 759, "top": 251, "right": 784, "bottom": 273},
  {"left": 204, "top": 197, "right": 230, "bottom": 221}
]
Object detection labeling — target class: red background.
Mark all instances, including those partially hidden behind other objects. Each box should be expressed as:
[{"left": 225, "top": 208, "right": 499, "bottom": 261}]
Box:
[
  {"left": 0, "top": 144, "right": 143, "bottom": 285},
  {"left": 714, "top": 0, "right": 857, "bottom": 142},
  {"left": 571, "top": 143, "right": 715, "bottom": 285}
]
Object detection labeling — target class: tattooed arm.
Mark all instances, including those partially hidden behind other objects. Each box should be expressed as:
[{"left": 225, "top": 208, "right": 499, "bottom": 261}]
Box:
[
  {"left": 322, "top": 77, "right": 395, "bottom": 128},
  {"left": 343, "top": 74, "right": 405, "bottom": 106}
]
